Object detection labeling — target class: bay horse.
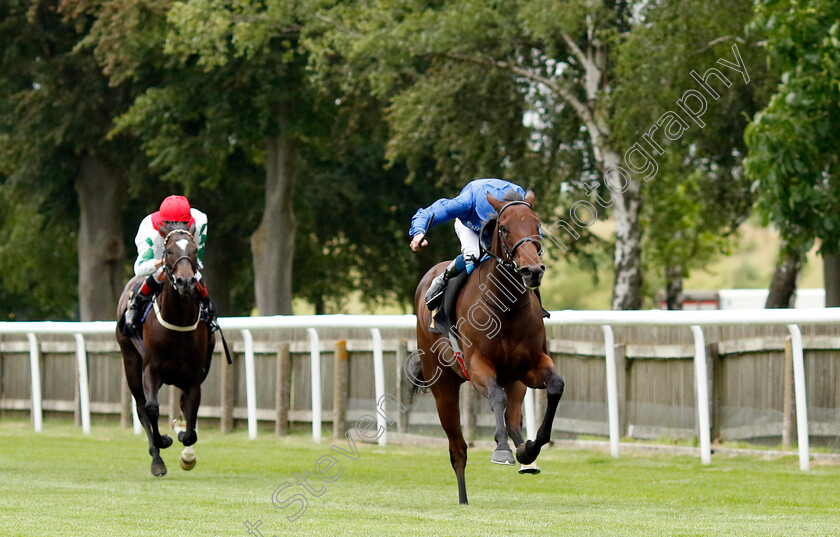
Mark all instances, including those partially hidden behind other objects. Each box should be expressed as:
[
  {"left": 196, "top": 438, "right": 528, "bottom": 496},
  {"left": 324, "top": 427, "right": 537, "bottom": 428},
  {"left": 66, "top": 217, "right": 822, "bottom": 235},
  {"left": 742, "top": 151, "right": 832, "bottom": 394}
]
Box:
[
  {"left": 412, "top": 190, "right": 564, "bottom": 504},
  {"left": 116, "top": 228, "right": 215, "bottom": 476}
]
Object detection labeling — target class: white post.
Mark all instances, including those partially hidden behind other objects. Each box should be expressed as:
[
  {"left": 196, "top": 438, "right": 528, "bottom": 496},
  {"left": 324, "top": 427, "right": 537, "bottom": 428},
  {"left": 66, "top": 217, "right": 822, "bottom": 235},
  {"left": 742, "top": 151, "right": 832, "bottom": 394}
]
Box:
[
  {"left": 601, "top": 326, "right": 620, "bottom": 458},
  {"left": 131, "top": 396, "right": 142, "bottom": 434},
  {"left": 524, "top": 387, "right": 537, "bottom": 441},
  {"left": 370, "top": 328, "right": 387, "bottom": 446},
  {"left": 241, "top": 329, "right": 258, "bottom": 440},
  {"left": 691, "top": 326, "right": 712, "bottom": 465},
  {"left": 307, "top": 327, "right": 322, "bottom": 443},
  {"left": 786, "top": 324, "right": 810, "bottom": 471},
  {"left": 26, "top": 333, "right": 42, "bottom": 433},
  {"left": 74, "top": 334, "right": 91, "bottom": 435}
]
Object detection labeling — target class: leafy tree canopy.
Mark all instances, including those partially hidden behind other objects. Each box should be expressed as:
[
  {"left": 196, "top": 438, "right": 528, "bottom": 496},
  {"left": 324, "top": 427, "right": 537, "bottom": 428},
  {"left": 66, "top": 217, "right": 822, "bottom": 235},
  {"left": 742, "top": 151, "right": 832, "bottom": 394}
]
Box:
[{"left": 745, "top": 0, "right": 840, "bottom": 255}]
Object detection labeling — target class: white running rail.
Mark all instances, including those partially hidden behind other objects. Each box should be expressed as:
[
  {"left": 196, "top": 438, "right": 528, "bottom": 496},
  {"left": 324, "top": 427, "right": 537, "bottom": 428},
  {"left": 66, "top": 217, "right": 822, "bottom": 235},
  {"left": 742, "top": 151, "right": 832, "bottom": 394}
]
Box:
[{"left": 4, "top": 308, "right": 840, "bottom": 470}]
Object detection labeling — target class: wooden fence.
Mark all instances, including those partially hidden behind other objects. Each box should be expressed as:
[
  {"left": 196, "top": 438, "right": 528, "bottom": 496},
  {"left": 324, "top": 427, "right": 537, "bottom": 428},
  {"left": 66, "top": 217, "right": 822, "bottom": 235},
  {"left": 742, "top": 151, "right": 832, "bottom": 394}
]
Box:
[{"left": 1, "top": 324, "right": 839, "bottom": 445}]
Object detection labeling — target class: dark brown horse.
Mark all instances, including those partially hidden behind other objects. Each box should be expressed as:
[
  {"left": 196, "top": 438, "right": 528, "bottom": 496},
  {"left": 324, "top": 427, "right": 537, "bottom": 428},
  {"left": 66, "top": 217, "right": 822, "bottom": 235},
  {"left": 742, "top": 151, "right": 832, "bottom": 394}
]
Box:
[
  {"left": 412, "top": 190, "right": 564, "bottom": 504},
  {"left": 116, "top": 229, "right": 215, "bottom": 476}
]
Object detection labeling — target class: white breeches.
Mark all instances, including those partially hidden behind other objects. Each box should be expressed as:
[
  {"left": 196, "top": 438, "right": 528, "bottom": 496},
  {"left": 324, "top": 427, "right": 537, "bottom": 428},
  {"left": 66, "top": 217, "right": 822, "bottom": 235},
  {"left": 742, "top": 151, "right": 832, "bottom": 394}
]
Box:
[{"left": 454, "top": 219, "right": 480, "bottom": 261}]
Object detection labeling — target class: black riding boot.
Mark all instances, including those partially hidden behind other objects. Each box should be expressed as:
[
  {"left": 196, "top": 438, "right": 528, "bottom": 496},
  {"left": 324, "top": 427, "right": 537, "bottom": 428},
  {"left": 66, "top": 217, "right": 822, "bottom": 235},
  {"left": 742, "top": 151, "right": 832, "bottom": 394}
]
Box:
[
  {"left": 122, "top": 275, "right": 161, "bottom": 337},
  {"left": 425, "top": 259, "right": 462, "bottom": 309}
]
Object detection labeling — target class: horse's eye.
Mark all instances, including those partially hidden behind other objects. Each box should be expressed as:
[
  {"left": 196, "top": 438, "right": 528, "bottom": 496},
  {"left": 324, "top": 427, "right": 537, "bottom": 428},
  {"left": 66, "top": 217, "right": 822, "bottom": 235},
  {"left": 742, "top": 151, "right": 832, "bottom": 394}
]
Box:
[
  {"left": 499, "top": 226, "right": 507, "bottom": 234},
  {"left": 166, "top": 250, "right": 172, "bottom": 256}
]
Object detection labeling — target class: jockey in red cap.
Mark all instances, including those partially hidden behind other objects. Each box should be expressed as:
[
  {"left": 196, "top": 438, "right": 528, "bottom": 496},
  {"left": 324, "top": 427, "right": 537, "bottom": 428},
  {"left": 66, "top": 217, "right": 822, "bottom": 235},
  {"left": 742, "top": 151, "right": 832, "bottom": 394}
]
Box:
[{"left": 121, "top": 195, "right": 217, "bottom": 337}]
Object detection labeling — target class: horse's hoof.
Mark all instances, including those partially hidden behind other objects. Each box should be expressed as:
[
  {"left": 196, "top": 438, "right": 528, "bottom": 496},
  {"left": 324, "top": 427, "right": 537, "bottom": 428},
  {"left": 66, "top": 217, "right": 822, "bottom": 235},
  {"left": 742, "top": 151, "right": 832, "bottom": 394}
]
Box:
[
  {"left": 490, "top": 448, "right": 515, "bottom": 465},
  {"left": 180, "top": 446, "right": 196, "bottom": 471},
  {"left": 518, "top": 462, "right": 541, "bottom": 474},
  {"left": 516, "top": 442, "right": 537, "bottom": 465},
  {"left": 157, "top": 434, "right": 173, "bottom": 449},
  {"left": 180, "top": 455, "right": 196, "bottom": 471},
  {"left": 151, "top": 461, "right": 167, "bottom": 477}
]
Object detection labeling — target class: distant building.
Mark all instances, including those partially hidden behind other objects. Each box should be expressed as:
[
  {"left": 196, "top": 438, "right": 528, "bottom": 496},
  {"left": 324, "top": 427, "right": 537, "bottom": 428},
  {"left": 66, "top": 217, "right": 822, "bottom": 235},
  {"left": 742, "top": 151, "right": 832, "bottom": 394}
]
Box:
[{"left": 658, "top": 289, "right": 826, "bottom": 310}]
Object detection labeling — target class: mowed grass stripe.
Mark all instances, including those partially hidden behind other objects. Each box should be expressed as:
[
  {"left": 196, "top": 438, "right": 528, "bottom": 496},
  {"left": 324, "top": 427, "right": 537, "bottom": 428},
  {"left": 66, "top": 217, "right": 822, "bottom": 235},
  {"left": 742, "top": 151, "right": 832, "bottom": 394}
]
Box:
[{"left": 1, "top": 420, "right": 838, "bottom": 537}]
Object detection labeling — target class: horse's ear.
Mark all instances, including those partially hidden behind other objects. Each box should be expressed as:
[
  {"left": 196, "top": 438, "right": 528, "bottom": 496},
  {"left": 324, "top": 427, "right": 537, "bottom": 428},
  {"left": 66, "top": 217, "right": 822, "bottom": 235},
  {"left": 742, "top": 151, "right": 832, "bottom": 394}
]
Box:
[
  {"left": 487, "top": 193, "right": 505, "bottom": 212},
  {"left": 524, "top": 189, "right": 536, "bottom": 207}
]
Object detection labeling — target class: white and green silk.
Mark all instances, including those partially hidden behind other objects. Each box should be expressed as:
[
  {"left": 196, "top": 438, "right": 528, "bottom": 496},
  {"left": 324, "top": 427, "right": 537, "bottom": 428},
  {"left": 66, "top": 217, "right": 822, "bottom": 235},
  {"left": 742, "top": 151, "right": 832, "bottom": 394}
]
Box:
[{"left": 133, "top": 208, "right": 208, "bottom": 278}]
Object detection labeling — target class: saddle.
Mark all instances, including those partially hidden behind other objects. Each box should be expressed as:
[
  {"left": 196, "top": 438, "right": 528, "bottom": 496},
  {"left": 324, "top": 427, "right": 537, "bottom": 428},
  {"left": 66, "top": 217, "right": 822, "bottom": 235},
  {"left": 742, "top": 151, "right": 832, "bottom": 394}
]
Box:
[
  {"left": 429, "top": 270, "right": 470, "bottom": 337},
  {"left": 428, "top": 216, "right": 497, "bottom": 335}
]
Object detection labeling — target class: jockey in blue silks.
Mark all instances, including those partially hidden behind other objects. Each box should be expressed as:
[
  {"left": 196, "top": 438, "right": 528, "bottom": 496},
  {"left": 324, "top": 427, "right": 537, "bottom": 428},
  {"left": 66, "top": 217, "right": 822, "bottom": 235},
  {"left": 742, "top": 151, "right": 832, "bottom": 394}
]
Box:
[{"left": 409, "top": 178, "right": 527, "bottom": 307}]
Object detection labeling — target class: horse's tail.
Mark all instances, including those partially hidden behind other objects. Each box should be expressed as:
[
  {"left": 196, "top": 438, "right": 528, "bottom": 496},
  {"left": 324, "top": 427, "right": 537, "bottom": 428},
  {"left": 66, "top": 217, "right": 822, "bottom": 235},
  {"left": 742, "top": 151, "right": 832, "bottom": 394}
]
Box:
[{"left": 408, "top": 353, "right": 425, "bottom": 399}]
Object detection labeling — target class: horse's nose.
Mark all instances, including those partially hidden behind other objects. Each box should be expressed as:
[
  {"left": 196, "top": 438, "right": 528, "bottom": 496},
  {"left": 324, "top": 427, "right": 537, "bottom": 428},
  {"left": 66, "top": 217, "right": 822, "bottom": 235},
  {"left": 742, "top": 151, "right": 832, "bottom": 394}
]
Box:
[
  {"left": 176, "top": 276, "right": 196, "bottom": 289},
  {"left": 520, "top": 266, "right": 545, "bottom": 286}
]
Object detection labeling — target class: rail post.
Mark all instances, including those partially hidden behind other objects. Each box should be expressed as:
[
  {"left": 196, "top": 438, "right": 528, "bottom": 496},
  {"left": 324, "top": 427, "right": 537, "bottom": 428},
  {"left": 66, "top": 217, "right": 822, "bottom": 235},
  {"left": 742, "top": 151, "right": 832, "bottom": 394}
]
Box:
[
  {"left": 26, "top": 333, "right": 42, "bottom": 433},
  {"left": 276, "top": 343, "right": 290, "bottom": 436},
  {"left": 308, "top": 328, "right": 322, "bottom": 443},
  {"left": 786, "top": 324, "right": 810, "bottom": 471},
  {"left": 74, "top": 334, "right": 91, "bottom": 435},
  {"left": 241, "top": 329, "right": 257, "bottom": 439},
  {"left": 602, "top": 326, "right": 620, "bottom": 458},
  {"left": 691, "top": 326, "right": 712, "bottom": 465},
  {"left": 333, "top": 340, "right": 348, "bottom": 439},
  {"left": 371, "top": 328, "right": 387, "bottom": 446}
]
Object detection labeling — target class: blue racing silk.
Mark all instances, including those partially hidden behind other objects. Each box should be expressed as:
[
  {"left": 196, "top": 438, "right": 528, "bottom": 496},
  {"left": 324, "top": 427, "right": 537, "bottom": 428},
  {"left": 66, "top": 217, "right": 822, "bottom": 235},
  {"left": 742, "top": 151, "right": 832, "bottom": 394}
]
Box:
[{"left": 409, "top": 178, "right": 526, "bottom": 236}]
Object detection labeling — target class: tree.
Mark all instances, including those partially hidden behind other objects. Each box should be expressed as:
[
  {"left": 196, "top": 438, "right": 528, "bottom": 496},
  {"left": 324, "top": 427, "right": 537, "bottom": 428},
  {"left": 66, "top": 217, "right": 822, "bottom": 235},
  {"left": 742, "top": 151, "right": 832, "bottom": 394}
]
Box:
[
  {"left": 89, "top": 0, "right": 440, "bottom": 314},
  {"left": 744, "top": 0, "right": 840, "bottom": 306},
  {"left": 0, "top": 0, "right": 138, "bottom": 320},
  {"left": 149, "top": 0, "right": 422, "bottom": 314},
  {"left": 0, "top": 184, "right": 79, "bottom": 320},
  {"left": 74, "top": 0, "right": 269, "bottom": 316},
  {"left": 162, "top": 1, "right": 305, "bottom": 315},
  {"left": 312, "top": 0, "right": 714, "bottom": 309},
  {"left": 292, "top": 95, "right": 446, "bottom": 312},
  {"left": 84, "top": 0, "right": 304, "bottom": 315},
  {"left": 611, "top": 0, "right": 763, "bottom": 309}
]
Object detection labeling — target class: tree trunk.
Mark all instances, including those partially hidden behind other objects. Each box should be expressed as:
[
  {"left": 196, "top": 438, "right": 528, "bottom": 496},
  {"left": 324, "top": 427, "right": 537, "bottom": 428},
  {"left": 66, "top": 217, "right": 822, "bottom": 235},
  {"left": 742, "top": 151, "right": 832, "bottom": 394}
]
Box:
[
  {"left": 313, "top": 295, "right": 325, "bottom": 315},
  {"left": 665, "top": 265, "right": 684, "bottom": 310},
  {"left": 606, "top": 149, "right": 644, "bottom": 310},
  {"left": 251, "top": 132, "right": 296, "bottom": 315},
  {"left": 765, "top": 243, "right": 803, "bottom": 308},
  {"left": 823, "top": 254, "right": 840, "bottom": 307},
  {"left": 75, "top": 157, "right": 125, "bottom": 321},
  {"left": 200, "top": 231, "right": 235, "bottom": 317}
]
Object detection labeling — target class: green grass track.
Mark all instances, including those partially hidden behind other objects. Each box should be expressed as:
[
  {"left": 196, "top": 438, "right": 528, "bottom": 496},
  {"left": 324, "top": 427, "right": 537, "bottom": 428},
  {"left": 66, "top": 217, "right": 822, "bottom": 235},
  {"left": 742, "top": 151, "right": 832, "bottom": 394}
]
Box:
[{"left": 1, "top": 420, "right": 838, "bottom": 536}]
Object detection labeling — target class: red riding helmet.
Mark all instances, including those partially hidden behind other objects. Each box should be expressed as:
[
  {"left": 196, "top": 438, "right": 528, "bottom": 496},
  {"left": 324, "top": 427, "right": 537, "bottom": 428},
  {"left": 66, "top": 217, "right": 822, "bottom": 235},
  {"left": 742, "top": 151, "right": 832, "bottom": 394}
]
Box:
[{"left": 151, "top": 195, "right": 195, "bottom": 234}]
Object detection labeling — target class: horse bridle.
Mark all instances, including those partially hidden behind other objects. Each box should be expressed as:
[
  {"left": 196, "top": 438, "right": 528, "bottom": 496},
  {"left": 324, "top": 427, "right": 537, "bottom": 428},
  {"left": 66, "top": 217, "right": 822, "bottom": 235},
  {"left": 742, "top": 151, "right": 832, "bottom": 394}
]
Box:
[
  {"left": 484, "top": 200, "right": 543, "bottom": 273},
  {"left": 163, "top": 229, "right": 198, "bottom": 287}
]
